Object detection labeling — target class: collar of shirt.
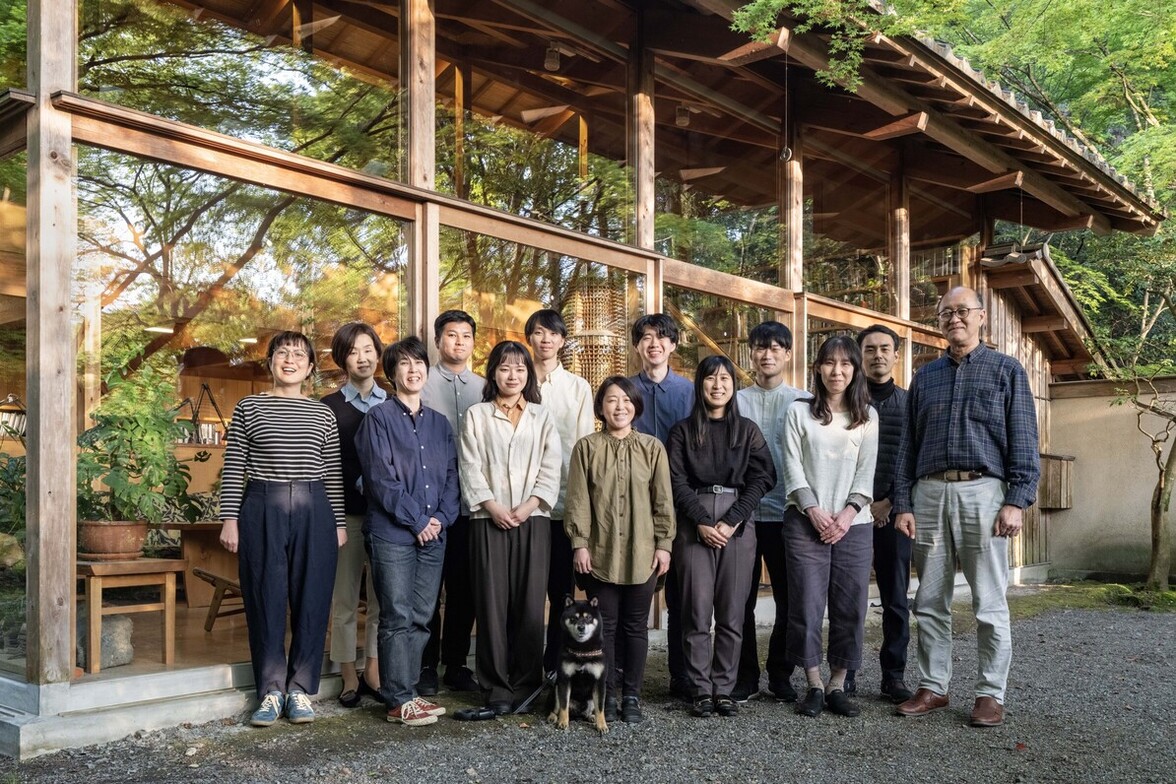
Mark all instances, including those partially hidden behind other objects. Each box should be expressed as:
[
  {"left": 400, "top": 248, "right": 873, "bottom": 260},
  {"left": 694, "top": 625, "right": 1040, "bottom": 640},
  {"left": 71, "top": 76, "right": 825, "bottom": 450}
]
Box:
[
  {"left": 435, "top": 364, "right": 477, "bottom": 384},
  {"left": 538, "top": 362, "right": 566, "bottom": 387},
  {"left": 389, "top": 395, "right": 425, "bottom": 419},
  {"left": 494, "top": 397, "right": 527, "bottom": 426},
  {"left": 637, "top": 369, "right": 673, "bottom": 390},
  {"left": 341, "top": 382, "right": 387, "bottom": 412},
  {"left": 947, "top": 341, "right": 988, "bottom": 366}
]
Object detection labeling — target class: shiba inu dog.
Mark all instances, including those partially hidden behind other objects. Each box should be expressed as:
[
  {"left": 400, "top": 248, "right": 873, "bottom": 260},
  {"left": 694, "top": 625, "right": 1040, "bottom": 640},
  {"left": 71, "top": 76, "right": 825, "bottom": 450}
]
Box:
[{"left": 548, "top": 596, "right": 609, "bottom": 734}]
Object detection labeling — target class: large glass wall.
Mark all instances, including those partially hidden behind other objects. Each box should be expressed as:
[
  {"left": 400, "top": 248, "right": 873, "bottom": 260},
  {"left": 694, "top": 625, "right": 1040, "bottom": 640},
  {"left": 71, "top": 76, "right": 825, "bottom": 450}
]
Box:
[
  {"left": 439, "top": 227, "right": 643, "bottom": 388},
  {"left": 804, "top": 190, "right": 898, "bottom": 315},
  {"left": 0, "top": 0, "right": 24, "bottom": 90},
  {"left": 663, "top": 284, "right": 781, "bottom": 387},
  {"left": 80, "top": 0, "right": 404, "bottom": 181},
  {"left": 0, "top": 151, "right": 26, "bottom": 676},
  {"left": 75, "top": 145, "right": 408, "bottom": 539},
  {"left": 910, "top": 243, "right": 963, "bottom": 326}
]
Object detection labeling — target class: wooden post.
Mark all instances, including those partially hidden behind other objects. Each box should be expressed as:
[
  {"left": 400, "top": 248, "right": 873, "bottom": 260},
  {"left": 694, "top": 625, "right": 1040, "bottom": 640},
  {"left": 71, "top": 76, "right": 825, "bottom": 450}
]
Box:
[
  {"left": 27, "top": 0, "right": 79, "bottom": 685},
  {"left": 627, "top": 11, "right": 655, "bottom": 251},
  {"left": 400, "top": 0, "right": 435, "bottom": 191},
  {"left": 782, "top": 124, "right": 803, "bottom": 292},
  {"left": 414, "top": 202, "right": 440, "bottom": 350},
  {"left": 578, "top": 115, "right": 589, "bottom": 181},
  {"left": 890, "top": 151, "right": 912, "bottom": 384},
  {"left": 453, "top": 63, "right": 466, "bottom": 199}
]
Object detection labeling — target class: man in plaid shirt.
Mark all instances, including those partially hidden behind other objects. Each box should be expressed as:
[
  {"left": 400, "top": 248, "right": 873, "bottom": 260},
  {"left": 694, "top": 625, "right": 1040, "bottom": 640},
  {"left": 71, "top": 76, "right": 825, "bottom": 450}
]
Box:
[{"left": 892, "top": 286, "right": 1040, "bottom": 729}]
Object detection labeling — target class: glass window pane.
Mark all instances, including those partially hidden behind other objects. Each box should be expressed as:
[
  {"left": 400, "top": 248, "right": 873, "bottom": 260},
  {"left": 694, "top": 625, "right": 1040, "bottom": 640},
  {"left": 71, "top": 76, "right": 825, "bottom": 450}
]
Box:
[
  {"left": 910, "top": 244, "right": 962, "bottom": 326},
  {"left": 439, "top": 226, "right": 643, "bottom": 388},
  {"left": 0, "top": 150, "right": 27, "bottom": 677},
  {"left": 663, "top": 283, "right": 781, "bottom": 387},
  {"left": 80, "top": 0, "right": 403, "bottom": 181}
]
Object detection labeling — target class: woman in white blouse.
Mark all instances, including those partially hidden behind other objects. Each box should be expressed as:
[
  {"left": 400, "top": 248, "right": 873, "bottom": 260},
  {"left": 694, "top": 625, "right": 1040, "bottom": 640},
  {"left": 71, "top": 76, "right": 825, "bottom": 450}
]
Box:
[
  {"left": 457, "top": 340, "right": 561, "bottom": 718},
  {"left": 781, "top": 335, "right": 879, "bottom": 720}
]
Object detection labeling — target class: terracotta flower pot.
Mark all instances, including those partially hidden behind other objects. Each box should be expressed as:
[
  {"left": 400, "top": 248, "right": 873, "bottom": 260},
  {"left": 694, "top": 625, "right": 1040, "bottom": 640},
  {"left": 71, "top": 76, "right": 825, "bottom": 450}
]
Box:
[{"left": 78, "top": 521, "right": 149, "bottom": 561}]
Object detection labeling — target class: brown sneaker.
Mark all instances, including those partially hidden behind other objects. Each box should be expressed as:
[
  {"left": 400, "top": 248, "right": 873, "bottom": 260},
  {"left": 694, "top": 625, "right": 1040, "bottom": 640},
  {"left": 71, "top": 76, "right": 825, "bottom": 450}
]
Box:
[
  {"left": 412, "top": 696, "right": 447, "bottom": 717},
  {"left": 895, "top": 688, "right": 949, "bottom": 717},
  {"left": 387, "top": 699, "right": 438, "bottom": 726},
  {"left": 970, "top": 696, "right": 1004, "bottom": 727}
]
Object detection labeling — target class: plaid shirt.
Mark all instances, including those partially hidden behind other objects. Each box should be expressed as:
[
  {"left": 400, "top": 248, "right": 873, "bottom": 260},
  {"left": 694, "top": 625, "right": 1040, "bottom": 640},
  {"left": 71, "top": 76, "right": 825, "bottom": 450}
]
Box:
[{"left": 893, "top": 343, "right": 1040, "bottom": 513}]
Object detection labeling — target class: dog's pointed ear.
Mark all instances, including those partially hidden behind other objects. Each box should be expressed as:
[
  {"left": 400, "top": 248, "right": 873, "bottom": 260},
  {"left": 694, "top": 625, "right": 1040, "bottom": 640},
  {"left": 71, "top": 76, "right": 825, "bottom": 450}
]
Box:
[
  {"left": 564, "top": 595, "right": 575, "bottom": 607},
  {"left": 589, "top": 596, "right": 599, "bottom": 608}
]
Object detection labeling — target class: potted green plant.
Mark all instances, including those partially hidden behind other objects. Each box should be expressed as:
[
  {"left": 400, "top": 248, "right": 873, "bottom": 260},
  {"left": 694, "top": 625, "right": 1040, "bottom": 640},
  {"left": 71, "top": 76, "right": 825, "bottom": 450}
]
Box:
[{"left": 76, "top": 372, "right": 209, "bottom": 560}]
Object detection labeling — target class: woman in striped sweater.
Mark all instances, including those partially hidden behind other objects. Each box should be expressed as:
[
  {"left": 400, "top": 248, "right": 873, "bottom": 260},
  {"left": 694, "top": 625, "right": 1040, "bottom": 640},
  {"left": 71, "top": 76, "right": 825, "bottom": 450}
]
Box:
[{"left": 219, "top": 330, "right": 346, "bottom": 727}]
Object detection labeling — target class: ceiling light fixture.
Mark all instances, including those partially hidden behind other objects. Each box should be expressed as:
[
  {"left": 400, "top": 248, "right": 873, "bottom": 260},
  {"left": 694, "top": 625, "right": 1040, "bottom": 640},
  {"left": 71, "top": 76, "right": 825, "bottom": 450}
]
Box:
[
  {"left": 144, "top": 325, "right": 174, "bottom": 334},
  {"left": 676, "top": 105, "right": 690, "bottom": 127},
  {"left": 544, "top": 44, "right": 560, "bottom": 72}
]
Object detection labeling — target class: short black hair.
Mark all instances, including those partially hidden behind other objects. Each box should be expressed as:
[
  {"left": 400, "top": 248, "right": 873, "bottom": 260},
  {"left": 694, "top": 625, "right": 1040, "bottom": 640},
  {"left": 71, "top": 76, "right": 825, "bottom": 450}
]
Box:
[
  {"left": 433, "top": 309, "right": 477, "bottom": 343},
  {"left": 330, "top": 322, "right": 384, "bottom": 370},
  {"left": 266, "top": 330, "right": 316, "bottom": 369},
  {"left": 482, "top": 341, "right": 541, "bottom": 404},
  {"left": 525, "top": 308, "right": 568, "bottom": 339},
  {"left": 748, "top": 321, "right": 793, "bottom": 351},
  {"left": 856, "top": 323, "right": 900, "bottom": 351},
  {"left": 382, "top": 336, "right": 430, "bottom": 383},
  {"left": 593, "top": 375, "right": 644, "bottom": 422},
  {"left": 630, "top": 313, "right": 680, "bottom": 347}
]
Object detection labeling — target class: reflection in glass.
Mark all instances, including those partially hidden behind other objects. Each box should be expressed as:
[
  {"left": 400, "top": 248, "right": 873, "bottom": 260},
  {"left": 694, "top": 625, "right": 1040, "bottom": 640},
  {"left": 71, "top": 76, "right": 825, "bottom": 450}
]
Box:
[
  {"left": 663, "top": 284, "right": 779, "bottom": 387},
  {"left": 910, "top": 244, "right": 962, "bottom": 326},
  {"left": 79, "top": 0, "right": 403, "bottom": 180},
  {"left": 0, "top": 151, "right": 27, "bottom": 677},
  {"left": 439, "top": 227, "right": 643, "bottom": 389}
]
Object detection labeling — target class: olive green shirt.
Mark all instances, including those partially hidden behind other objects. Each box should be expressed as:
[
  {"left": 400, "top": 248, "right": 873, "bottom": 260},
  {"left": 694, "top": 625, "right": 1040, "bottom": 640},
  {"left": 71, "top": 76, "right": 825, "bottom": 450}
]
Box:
[{"left": 564, "top": 430, "right": 675, "bottom": 586}]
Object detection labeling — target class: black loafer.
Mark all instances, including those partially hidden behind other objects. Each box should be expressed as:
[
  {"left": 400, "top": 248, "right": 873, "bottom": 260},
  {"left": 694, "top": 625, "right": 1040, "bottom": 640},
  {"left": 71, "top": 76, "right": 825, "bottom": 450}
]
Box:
[
  {"left": 621, "top": 696, "right": 644, "bottom": 724},
  {"left": 796, "top": 688, "right": 824, "bottom": 718},
  {"left": 603, "top": 696, "right": 618, "bottom": 723},
  {"left": 337, "top": 688, "right": 360, "bottom": 709},
  {"left": 443, "top": 666, "right": 480, "bottom": 692},
  {"left": 826, "top": 689, "right": 861, "bottom": 717},
  {"left": 454, "top": 706, "right": 496, "bottom": 721},
  {"left": 880, "top": 679, "right": 914, "bottom": 704},
  {"left": 691, "top": 696, "right": 713, "bottom": 718},
  {"left": 715, "top": 695, "right": 739, "bottom": 717},
  {"left": 358, "top": 678, "right": 386, "bottom": 705},
  {"left": 768, "top": 678, "right": 798, "bottom": 703}
]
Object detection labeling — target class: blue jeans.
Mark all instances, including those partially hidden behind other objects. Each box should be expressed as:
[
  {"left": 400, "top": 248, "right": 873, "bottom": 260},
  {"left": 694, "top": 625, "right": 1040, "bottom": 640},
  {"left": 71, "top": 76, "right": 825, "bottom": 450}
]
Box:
[{"left": 366, "top": 534, "right": 445, "bottom": 708}]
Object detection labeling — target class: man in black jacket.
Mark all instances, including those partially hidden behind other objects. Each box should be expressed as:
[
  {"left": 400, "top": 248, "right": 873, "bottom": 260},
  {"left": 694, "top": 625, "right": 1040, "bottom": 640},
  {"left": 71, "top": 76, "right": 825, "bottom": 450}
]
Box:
[{"left": 845, "top": 324, "right": 913, "bottom": 703}]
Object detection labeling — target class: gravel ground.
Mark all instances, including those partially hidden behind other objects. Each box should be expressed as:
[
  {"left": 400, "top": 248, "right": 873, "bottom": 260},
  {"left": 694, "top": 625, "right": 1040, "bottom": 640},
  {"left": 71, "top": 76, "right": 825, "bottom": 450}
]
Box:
[{"left": 2, "top": 595, "right": 1173, "bottom": 784}]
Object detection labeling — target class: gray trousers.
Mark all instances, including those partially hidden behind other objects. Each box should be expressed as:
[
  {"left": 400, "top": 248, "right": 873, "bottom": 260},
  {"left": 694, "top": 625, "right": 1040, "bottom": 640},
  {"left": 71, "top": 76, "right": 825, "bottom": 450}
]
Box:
[
  {"left": 911, "top": 476, "right": 1010, "bottom": 700},
  {"left": 470, "top": 515, "right": 551, "bottom": 706},
  {"left": 677, "top": 520, "right": 758, "bottom": 698}
]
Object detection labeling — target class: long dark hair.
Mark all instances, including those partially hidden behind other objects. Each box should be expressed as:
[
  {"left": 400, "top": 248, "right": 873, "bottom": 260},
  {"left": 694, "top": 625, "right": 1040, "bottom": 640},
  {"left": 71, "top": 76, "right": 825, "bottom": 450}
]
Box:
[
  {"left": 482, "top": 340, "right": 541, "bottom": 404},
  {"left": 688, "top": 355, "right": 746, "bottom": 449},
  {"left": 807, "top": 335, "right": 871, "bottom": 428}
]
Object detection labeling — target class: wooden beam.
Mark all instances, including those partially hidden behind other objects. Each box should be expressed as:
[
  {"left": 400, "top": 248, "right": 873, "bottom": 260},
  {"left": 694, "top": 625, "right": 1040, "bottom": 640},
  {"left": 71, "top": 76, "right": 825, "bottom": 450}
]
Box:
[
  {"left": 1049, "top": 358, "right": 1094, "bottom": 376},
  {"left": 985, "top": 269, "right": 1038, "bottom": 289},
  {"left": 1022, "top": 315, "right": 1069, "bottom": 333},
  {"left": 401, "top": 0, "right": 435, "bottom": 190},
  {"left": 0, "top": 89, "right": 34, "bottom": 158},
  {"left": 863, "top": 111, "right": 928, "bottom": 140},
  {"left": 966, "top": 170, "right": 1024, "bottom": 193},
  {"left": 27, "top": 0, "right": 78, "bottom": 686},
  {"left": 628, "top": 11, "right": 655, "bottom": 250}
]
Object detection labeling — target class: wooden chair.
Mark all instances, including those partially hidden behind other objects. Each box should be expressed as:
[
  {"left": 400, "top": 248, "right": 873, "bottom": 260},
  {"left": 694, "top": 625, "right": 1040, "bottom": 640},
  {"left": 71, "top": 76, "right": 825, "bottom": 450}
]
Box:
[{"left": 191, "top": 567, "right": 246, "bottom": 631}]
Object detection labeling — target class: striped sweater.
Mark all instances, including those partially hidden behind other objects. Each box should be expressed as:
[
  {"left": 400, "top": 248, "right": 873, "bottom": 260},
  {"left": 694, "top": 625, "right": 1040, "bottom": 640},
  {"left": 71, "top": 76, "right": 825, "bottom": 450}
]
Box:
[{"left": 218, "top": 395, "right": 346, "bottom": 527}]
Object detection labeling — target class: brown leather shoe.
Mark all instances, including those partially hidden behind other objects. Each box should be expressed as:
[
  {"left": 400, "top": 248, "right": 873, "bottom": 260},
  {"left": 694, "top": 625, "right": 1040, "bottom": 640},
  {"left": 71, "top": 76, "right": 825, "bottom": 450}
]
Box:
[
  {"left": 895, "top": 688, "right": 949, "bottom": 717},
  {"left": 970, "top": 696, "right": 1004, "bottom": 727}
]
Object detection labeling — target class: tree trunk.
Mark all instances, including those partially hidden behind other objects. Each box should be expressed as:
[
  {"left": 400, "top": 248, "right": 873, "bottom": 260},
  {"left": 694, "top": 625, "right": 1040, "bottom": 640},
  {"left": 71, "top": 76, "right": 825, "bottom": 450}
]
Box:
[{"left": 1147, "top": 445, "right": 1174, "bottom": 591}]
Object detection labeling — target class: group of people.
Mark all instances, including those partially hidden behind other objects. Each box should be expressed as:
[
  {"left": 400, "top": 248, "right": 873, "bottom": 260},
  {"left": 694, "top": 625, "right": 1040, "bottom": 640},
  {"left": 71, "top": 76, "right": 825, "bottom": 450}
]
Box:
[{"left": 217, "top": 284, "right": 1040, "bottom": 732}]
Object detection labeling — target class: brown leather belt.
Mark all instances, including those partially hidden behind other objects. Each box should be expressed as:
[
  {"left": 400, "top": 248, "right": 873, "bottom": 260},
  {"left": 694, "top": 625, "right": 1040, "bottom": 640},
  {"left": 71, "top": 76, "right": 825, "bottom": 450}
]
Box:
[{"left": 925, "top": 470, "right": 985, "bottom": 482}]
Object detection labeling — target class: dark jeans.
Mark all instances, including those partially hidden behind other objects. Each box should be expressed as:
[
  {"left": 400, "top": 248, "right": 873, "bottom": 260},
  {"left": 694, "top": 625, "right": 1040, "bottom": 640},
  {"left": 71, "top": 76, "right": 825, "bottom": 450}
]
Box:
[
  {"left": 782, "top": 509, "right": 872, "bottom": 671},
  {"left": 422, "top": 515, "right": 476, "bottom": 673},
  {"left": 583, "top": 572, "right": 659, "bottom": 697},
  {"left": 736, "top": 519, "right": 792, "bottom": 686},
  {"left": 366, "top": 534, "right": 445, "bottom": 708},
  {"left": 543, "top": 518, "right": 576, "bottom": 673},
  {"left": 237, "top": 480, "right": 337, "bottom": 698}
]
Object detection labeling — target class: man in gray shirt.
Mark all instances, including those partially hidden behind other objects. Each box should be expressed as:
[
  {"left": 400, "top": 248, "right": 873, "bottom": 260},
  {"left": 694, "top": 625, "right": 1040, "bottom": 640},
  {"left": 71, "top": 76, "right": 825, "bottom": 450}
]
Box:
[
  {"left": 418, "top": 309, "right": 485, "bottom": 696},
  {"left": 733, "top": 321, "right": 808, "bottom": 702}
]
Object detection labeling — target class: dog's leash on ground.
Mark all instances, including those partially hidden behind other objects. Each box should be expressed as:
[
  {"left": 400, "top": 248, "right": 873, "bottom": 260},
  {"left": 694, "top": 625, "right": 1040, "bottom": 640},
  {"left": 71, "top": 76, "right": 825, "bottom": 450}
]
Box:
[{"left": 512, "top": 670, "right": 558, "bottom": 715}]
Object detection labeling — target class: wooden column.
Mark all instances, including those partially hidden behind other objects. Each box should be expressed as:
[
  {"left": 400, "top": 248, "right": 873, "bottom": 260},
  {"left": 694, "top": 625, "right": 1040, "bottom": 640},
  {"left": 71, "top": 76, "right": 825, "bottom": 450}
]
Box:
[
  {"left": 782, "top": 124, "right": 803, "bottom": 292},
  {"left": 890, "top": 151, "right": 912, "bottom": 384},
  {"left": 453, "top": 63, "right": 472, "bottom": 199},
  {"left": 627, "top": 12, "right": 655, "bottom": 251},
  {"left": 26, "top": 0, "right": 79, "bottom": 685},
  {"left": 578, "top": 115, "right": 589, "bottom": 180},
  {"left": 414, "top": 202, "right": 440, "bottom": 348},
  {"left": 400, "top": 0, "right": 435, "bottom": 191}
]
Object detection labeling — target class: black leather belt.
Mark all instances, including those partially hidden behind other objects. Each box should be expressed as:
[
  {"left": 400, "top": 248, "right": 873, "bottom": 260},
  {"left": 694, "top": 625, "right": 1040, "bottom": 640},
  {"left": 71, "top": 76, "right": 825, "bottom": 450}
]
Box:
[
  {"left": 698, "top": 485, "right": 737, "bottom": 495},
  {"left": 925, "top": 470, "right": 985, "bottom": 482}
]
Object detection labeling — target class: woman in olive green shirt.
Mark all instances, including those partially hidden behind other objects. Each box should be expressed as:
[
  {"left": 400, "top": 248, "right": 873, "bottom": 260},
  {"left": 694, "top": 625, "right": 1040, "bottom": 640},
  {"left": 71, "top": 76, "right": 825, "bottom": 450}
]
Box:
[{"left": 565, "top": 376, "right": 675, "bottom": 724}]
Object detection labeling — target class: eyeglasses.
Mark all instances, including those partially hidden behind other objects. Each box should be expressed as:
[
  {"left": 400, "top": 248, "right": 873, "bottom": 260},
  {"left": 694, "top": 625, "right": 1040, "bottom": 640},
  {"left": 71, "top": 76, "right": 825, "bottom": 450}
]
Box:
[
  {"left": 937, "top": 306, "right": 982, "bottom": 323},
  {"left": 273, "top": 348, "right": 309, "bottom": 361}
]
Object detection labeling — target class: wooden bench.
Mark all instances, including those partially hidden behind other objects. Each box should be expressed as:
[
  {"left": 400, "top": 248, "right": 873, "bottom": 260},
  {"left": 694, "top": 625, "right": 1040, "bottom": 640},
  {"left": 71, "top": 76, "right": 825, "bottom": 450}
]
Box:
[
  {"left": 76, "top": 558, "right": 187, "bottom": 674},
  {"left": 191, "top": 567, "right": 246, "bottom": 631}
]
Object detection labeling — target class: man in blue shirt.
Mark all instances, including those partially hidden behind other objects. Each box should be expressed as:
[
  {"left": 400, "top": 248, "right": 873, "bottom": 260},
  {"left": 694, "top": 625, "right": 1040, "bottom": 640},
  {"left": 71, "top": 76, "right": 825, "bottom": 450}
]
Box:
[
  {"left": 628, "top": 313, "right": 694, "bottom": 700},
  {"left": 893, "top": 287, "right": 1040, "bottom": 728}
]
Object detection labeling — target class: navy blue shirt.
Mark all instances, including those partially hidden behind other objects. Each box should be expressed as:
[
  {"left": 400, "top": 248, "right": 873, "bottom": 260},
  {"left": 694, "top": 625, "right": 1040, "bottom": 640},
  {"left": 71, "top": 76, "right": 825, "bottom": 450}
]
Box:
[
  {"left": 893, "top": 343, "right": 1040, "bottom": 513},
  {"left": 355, "top": 396, "right": 460, "bottom": 545},
  {"left": 630, "top": 369, "right": 694, "bottom": 446}
]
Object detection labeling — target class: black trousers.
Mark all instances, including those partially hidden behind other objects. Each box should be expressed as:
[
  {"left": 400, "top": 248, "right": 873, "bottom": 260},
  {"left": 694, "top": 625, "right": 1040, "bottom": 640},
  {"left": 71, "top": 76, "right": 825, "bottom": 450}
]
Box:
[
  {"left": 543, "top": 518, "right": 576, "bottom": 673},
  {"left": 736, "top": 519, "right": 792, "bottom": 686},
  {"left": 422, "top": 515, "right": 477, "bottom": 673},
  {"left": 470, "top": 515, "right": 551, "bottom": 706},
  {"left": 583, "top": 572, "right": 659, "bottom": 698},
  {"left": 237, "top": 480, "right": 337, "bottom": 698},
  {"left": 873, "top": 518, "right": 912, "bottom": 682}
]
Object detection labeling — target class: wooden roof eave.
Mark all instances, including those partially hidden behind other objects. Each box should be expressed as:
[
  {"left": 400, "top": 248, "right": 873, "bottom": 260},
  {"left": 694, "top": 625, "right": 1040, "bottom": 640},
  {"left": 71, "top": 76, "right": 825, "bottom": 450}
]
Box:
[{"left": 0, "top": 89, "right": 34, "bottom": 159}]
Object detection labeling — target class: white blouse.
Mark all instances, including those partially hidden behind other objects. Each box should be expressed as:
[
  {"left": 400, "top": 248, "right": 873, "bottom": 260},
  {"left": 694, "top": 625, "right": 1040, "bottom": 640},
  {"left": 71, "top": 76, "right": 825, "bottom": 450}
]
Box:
[{"left": 458, "top": 401, "right": 562, "bottom": 519}]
